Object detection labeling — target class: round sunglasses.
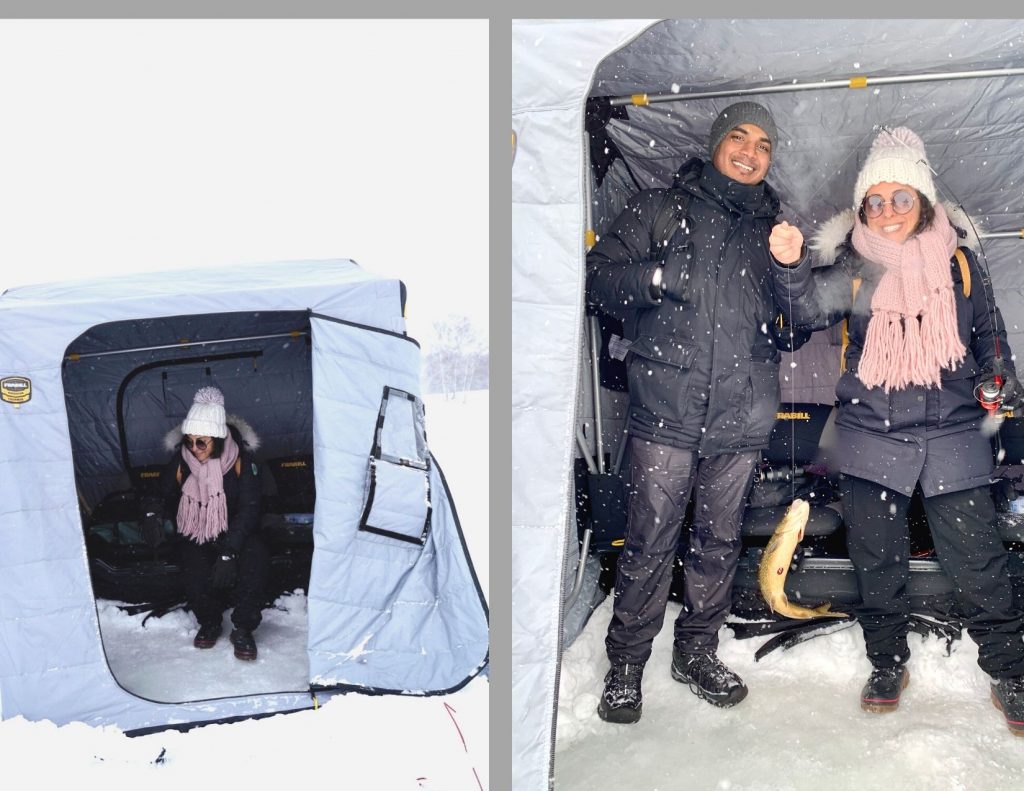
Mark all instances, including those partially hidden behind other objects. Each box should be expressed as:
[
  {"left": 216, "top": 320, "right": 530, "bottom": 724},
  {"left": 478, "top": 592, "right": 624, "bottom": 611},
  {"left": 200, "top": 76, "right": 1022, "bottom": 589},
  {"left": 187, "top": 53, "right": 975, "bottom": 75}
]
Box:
[
  {"left": 862, "top": 189, "right": 916, "bottom": 219},
  {"left": 183, "top": 435, "right": 212, "bottom": 451}
]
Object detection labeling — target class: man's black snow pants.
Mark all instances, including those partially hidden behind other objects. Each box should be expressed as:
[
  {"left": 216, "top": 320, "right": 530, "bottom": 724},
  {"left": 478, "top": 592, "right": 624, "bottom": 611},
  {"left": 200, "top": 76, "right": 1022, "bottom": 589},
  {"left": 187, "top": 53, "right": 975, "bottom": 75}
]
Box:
[
  {"left": 605, "top": 437, "right": 758, "bottom": 667},
  {"left": 843, "top": 474, "right": 1024, "bottom": 679}
]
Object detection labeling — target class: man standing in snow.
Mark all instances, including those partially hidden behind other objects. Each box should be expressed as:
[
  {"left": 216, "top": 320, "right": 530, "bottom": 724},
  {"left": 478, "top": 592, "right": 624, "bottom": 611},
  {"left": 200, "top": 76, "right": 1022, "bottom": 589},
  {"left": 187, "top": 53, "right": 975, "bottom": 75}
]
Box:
[{"left": 586, "top": 102, "right": 806, "bottom": 723}]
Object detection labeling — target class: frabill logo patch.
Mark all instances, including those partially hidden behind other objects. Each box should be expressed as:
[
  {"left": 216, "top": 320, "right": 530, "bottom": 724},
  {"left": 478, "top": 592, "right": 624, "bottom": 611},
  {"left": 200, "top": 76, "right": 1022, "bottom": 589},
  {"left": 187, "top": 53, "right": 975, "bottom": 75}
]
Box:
[{"left": 1, "top": 376, "right": 32, "bottom": 405}]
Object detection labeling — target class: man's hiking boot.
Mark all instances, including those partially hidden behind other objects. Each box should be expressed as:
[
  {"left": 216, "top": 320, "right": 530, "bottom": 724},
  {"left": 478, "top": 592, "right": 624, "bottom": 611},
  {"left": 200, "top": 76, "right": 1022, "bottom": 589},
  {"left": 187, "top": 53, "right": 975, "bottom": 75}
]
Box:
[
  {"left": 193, "top": 622, "right": 222, "bottom": 649},
  {"left": 230, "top": 628, "right": 258, "bottom": 661},
  {"left": 596, "top": 664, "right": 643, "bottom": 724},
  {"left": 671, "top": 648, "right": 748, "bottom": 707},
  {"left": 860, "top": 665, "right": 909, "bottom": 713},
  {"left": 991, "top": 677, "right": 1024, "bottom": 736}
]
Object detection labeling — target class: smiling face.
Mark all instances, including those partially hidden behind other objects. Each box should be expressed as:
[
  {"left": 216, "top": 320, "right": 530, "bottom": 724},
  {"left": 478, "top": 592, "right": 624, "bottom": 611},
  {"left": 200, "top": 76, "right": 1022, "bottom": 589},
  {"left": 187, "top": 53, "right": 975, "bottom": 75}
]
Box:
[
  {"left": 862, "top": 182, "right": 922, "bottom": 244},
  {"left": 711, "top": 123, "right": 772, "bottom": 185}
]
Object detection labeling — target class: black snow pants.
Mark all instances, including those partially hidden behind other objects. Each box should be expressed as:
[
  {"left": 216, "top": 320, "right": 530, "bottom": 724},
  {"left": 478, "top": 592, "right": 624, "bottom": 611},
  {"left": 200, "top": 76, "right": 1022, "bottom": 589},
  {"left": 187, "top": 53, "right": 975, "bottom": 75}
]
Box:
[
  {"left": 605, "top": 437, "right": 758, "bottom": 666},
  {"left": 843, "top": 474, "right": 1024, "bottom": 679},
  {"left": 180, "top": 532, "right": 271, "bottom": 632}
]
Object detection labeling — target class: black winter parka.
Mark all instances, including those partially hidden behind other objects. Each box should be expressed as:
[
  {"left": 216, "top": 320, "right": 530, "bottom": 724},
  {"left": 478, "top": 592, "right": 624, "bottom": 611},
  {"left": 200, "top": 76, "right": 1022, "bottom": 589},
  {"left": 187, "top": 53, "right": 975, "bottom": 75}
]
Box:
[{"left": 586, "top": 157, "right": 802, "bottom": 456}]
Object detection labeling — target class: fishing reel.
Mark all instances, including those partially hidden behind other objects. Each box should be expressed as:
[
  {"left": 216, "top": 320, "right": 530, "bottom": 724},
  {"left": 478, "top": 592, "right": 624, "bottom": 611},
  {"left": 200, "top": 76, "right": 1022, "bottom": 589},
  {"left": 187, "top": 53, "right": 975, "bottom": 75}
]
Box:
[
  {"left": 976, "top": 375, "right": 1010, "bottom": 440},
  {"left": 976, "top": 376, "right": 1005, "bottom": 417}
]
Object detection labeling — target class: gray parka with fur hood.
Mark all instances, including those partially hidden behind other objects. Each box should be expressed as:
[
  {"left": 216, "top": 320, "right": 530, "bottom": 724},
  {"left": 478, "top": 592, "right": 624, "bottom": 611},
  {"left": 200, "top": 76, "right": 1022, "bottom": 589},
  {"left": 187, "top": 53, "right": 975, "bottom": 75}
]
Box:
[{"left": 770, "top": 205, "right": 1012, "bottom": 497}]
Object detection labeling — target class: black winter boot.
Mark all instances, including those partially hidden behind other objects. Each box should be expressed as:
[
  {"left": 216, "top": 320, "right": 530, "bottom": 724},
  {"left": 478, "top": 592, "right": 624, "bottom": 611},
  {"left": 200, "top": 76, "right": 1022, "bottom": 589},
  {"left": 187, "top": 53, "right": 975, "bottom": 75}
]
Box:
[
  {"left": 991, "top": 677, "right": 1024, "bottom": 736},
  {"left": 597, "top": 664, "right": 643, "bottom": 724},
  {"left": 860, "top": 665, "right": 909, "bottom": 713},
  {"left": 230, "top": 628, "right": 257, "bottom": 661},
  {"left": 193, "top": 622, "right": 222, "bottom": 649},
  {"left": 671, "top": 648, "right": 748, "bottom": 707}
]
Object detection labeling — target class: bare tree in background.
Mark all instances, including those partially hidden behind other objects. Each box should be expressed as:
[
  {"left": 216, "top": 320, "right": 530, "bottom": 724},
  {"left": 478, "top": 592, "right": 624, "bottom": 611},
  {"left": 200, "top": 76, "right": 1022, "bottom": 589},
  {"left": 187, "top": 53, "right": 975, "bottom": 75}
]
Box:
[{"left": 424, "top": 315, "right": 488, "bottom": 399}]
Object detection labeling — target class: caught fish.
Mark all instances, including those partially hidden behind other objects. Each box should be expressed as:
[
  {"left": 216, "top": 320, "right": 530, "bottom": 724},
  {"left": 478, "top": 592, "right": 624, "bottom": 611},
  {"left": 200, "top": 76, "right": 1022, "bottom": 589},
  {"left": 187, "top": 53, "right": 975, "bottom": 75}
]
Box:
[{"left": 758, "top": 498, "right": 847, "bottom": 620}]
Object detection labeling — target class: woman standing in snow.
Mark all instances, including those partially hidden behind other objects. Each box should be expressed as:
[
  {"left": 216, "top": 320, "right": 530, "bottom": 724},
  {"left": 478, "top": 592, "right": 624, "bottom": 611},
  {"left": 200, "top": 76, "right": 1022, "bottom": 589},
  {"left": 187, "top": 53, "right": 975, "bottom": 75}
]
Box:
[
  {"left": 140, "top": 386, "right": 269, "bottom": 661},
  {"left": 768, "top": 126, "right": 1024, "bottom": 734}
]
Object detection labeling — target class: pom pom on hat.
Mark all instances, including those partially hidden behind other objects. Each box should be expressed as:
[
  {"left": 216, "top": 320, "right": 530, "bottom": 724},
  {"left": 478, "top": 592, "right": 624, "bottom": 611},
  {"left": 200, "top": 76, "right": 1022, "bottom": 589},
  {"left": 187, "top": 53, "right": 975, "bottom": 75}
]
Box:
[
  {"left": 182, "top": 386, "right": 228, "bottom": 438},
  {"left": 853, "top": 126, "right": 937, "bottom": 209}
]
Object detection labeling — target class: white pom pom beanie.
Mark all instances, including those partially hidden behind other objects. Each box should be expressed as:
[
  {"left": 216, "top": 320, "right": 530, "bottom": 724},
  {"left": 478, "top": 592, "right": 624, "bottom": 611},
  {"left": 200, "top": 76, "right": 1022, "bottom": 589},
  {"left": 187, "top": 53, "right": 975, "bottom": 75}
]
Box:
[
  {"left": 853, "top": 126, "right": 938, "bottom": 209},
  {"left": 181, "top": 386, "right": 228, "bottom": 438}
]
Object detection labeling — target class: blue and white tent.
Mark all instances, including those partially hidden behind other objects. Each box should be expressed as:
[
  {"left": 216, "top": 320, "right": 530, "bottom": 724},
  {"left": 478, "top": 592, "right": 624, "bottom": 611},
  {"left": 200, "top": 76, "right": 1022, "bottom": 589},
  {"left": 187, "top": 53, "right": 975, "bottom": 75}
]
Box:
[{"left": 0, "top": 259, "right": 488, "bottom": 732}]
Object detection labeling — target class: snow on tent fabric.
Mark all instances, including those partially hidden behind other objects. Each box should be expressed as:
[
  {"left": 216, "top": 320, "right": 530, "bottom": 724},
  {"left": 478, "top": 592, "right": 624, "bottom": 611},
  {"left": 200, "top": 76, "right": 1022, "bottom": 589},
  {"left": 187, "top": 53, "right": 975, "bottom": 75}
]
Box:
[
  {"left": 0, "top": 258, "right": 488, "bottom": 732},
  {"left": 513, "top": 19, "right": 1024, "bottom": 791}
]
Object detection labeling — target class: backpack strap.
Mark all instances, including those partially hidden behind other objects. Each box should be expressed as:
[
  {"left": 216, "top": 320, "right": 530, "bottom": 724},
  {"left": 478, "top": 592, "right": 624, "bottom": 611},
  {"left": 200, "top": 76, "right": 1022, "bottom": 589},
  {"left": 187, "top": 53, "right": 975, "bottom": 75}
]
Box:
[
  {"left": 953, "top": 247, "right": 971, "bottom": 298},
  {"left": 650, "top": 189, "right": 692, "bottom": 260},
  {"left": 840, "top": 277, "right": 862, "bottom": 375}
]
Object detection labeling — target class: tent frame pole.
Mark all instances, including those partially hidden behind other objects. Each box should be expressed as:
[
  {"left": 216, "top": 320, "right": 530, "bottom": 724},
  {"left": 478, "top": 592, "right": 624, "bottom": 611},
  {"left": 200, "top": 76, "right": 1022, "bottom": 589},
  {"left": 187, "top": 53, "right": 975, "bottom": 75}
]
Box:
[
  {"left": 65, "top": 331, "right": 308, "bottom": 361},
  {"left": 609, "top": 67, "right": 1024, "bottom": 106},
  {"left": 980, "top": 231, "right": 1024, "bottom": 239}
]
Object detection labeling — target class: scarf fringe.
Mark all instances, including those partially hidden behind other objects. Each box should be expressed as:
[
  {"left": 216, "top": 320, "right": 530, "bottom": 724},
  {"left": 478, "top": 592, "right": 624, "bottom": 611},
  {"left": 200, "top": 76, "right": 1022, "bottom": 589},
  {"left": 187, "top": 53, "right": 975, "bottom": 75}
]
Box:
[
  {"left": 859, "top": 312, "right": 902, "bottom": 392},
  {"left": 177, "top": 492, "right": 229, "bottom": 544}
]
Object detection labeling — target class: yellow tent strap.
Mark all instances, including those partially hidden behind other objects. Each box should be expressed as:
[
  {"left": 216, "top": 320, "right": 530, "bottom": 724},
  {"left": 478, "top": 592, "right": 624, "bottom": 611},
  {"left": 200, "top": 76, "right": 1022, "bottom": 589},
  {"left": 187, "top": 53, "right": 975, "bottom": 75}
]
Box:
[{"left": 840, "top": 249, "right": 970, "bottom": 373}]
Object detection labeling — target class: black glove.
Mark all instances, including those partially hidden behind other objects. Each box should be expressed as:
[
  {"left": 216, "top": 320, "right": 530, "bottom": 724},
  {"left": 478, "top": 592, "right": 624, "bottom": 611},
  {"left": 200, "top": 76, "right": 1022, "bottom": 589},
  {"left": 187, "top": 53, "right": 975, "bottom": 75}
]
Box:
[
  {"left": 771, "top": 313, "right": 813, "bottom": 353},
  {"left": 140, "top": 514, "right": 165, "bottom": 548},
  {"left": 660, "top": 248, "right": 694, "bottom": 303},
  {"left": 1001, "top": 374, "right": 1024, "bottom": 412},
  {"left": 211, "top": 552, "right": 238, "bottom": 589}
]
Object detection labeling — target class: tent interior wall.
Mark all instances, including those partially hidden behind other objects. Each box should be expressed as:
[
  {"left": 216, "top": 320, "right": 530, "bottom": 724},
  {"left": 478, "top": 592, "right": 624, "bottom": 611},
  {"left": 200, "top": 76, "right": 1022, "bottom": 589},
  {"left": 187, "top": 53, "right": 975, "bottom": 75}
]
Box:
[{"left": 512, "top": 18, "right": 1024, "bottom": 791}]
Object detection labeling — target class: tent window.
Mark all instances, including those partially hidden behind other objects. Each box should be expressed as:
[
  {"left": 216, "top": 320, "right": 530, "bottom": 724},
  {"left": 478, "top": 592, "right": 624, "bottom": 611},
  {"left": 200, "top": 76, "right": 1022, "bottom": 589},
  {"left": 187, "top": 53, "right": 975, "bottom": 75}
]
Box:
[{"left": 358, "top": 386, "right": 431, "bottom": 546}]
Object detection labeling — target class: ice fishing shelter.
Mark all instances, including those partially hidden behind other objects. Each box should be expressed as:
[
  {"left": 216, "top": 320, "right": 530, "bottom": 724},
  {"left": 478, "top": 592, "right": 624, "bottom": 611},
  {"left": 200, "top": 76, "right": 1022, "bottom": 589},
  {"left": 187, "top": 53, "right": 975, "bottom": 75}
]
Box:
[
  {"left": 512, "top": 19, "right": 1024, "bottom": 790},
  {"left": 0, "top": 258, "right": 488, "bottom": 732}
]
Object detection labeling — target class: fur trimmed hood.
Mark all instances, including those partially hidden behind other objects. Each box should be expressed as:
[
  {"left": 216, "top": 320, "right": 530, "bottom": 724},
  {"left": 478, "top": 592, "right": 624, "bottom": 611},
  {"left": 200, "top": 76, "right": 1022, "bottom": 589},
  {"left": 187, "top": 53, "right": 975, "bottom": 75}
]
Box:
[
  {"left": 808, "top": 201, "right": 982, "bottom": 267},
  {"left": 163, "top": 414, "right": 260, "bottom": 453}
]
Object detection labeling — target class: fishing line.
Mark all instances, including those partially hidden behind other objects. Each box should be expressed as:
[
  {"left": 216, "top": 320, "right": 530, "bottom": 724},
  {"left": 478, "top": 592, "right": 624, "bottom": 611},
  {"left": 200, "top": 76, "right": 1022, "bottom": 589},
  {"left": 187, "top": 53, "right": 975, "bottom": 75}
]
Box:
[
  {"left": 778, "top": 127, "right": 877, "bottom": 501},
  {"left": 784, "top": 252, "right": 797, "bottom": 502}
]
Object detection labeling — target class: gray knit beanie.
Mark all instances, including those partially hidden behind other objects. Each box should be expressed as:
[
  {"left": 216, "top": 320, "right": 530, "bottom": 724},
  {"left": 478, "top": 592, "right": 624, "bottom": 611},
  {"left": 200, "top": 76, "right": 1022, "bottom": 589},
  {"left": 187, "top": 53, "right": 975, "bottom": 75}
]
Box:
[{"left": 708, "top": 101, "right": 778, "bottom": 158}]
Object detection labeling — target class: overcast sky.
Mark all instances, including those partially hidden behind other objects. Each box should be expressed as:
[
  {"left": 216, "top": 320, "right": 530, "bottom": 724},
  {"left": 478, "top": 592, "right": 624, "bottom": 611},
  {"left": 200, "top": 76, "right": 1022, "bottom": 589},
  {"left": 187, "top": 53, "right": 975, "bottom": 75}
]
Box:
[{"left": 0, "top": 19, "right": 488, "bottom": 346}]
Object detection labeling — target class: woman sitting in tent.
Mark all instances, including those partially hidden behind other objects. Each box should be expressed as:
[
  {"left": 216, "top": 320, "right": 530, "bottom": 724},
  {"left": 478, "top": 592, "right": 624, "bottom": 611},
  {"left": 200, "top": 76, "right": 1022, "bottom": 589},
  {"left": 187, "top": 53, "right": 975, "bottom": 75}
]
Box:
[
  {"left": 767, "top": 126, "right": 1024, "bottom": 734},
  {"left": 141, "top": 386, "right": 269, "bottom": 661}
]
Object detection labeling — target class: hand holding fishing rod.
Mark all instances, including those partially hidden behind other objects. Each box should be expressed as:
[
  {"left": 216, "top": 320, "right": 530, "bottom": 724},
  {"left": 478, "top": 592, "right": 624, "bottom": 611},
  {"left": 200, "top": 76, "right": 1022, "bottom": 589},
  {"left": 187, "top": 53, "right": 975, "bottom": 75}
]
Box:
[{"left": 976, "top": 367, "right": 1024, "bottom": 417}]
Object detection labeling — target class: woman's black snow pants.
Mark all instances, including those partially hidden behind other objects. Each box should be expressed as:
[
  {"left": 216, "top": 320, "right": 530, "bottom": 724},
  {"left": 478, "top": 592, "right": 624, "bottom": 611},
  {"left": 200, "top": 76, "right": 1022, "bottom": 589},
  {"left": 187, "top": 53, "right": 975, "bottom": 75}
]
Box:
[{"left": 843, "top": 474, "right": 1024, "bottom": 679}]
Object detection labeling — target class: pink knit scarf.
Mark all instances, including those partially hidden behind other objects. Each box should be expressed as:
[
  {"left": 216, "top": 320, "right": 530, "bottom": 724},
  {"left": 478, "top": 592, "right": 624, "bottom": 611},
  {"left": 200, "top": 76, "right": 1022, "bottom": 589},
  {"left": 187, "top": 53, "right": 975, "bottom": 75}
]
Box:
[
  {"left": 176, "top": 432, "right": 239, "bottom": 544},
  {"left": 850, "top": 202, "right": 964, "bottom": 392}
]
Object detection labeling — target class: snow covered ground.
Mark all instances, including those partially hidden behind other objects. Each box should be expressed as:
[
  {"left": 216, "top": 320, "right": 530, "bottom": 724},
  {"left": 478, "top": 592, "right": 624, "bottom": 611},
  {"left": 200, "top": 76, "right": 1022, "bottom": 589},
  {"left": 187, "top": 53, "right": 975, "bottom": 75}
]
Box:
[
  {"left": 555, "top": 595, "right": 1024, "bottom": 790},
  {"left": 0, "top": 390, "right": 488, "bottom": 790}
]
